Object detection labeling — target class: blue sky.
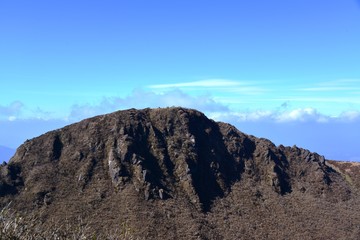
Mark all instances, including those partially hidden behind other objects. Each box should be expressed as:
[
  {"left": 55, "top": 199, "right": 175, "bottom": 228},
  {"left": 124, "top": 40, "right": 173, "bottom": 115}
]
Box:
[{"left": 1, "top": 0, "right": 360, "bottom": 161}]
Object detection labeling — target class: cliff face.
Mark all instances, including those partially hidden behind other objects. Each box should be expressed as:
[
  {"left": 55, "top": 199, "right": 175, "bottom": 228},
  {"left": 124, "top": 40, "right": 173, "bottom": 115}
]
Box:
[{"left": 1, "top": 108, "right": 359, "bottom": 239}]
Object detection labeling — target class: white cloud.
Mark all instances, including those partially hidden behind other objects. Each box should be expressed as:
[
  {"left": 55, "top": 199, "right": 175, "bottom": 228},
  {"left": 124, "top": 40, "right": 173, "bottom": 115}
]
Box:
[
  {"left": 275, "top": 108, "right": 329, "bottom": 123},
  {"left": 69, "top": 89, "right": 229, "bottom": 121},
  {"left": 148, "top": 79, "right": 242, "bottom": 89},
  {"left": 148, "top": 79, "right": 267, "bottom": 97},
  {"left": 209, "top": 110, "right": 274, "bottom": 122}
]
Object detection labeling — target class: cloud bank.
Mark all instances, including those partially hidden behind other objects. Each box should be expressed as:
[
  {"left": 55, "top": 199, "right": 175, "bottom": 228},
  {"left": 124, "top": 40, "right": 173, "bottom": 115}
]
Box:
[
  {"left": 2, "top": 89, "right": 359, "bottom": 125},
  {"left": 69, "top": 89, "right": 229, "bottom": 121},
  {"left": 1, "top": 88, "right": 359, "bottom": 162},
  {"left": 64, "top": 88, "right": 360, "bottom": 124}
]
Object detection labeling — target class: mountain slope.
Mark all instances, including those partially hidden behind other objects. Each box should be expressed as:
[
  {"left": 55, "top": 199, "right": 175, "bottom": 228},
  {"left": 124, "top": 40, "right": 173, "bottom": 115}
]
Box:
[{"left": 1, "top": 107, "right": 359, "bottom": 239}]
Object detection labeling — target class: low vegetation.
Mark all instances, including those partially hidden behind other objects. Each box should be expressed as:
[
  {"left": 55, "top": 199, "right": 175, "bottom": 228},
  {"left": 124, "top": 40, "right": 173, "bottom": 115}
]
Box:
[{"left": 0, "top": 204, "right": 139, "bottom": 240}]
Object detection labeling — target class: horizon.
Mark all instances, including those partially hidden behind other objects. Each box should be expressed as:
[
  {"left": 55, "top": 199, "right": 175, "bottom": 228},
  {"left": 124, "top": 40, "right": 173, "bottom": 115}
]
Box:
[{"left": 1, "top": 1, "right": 360, "bottom": 161}]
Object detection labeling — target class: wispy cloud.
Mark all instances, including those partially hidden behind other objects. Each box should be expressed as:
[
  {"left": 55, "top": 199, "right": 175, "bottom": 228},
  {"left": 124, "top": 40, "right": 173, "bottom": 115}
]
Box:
[
  {"left": 272, "top": 97, "right": 360, "bottom": 104},
  {"left": 0, "top": 101, "right": 61, "bottom": 122},
  {"left": 275, "top": 79, "right": 360, "bottom": 111},
  {"left": 148, "top": 79, "right": 265, "bottom": 95},
  {"left": 300, "top": 87, "right": 360, "bottom": 91},
  {"left": 0, "top": 101, "right": 24, "bottom": 121},
  {"left": 149, "top": 79, "right": 242, "bottom": 88},
  {"left": 298, "top": 79, "right": 360, "bottom": 92},
  {"left": 339, "top": 111, "right": 360, "bottom": 122}
]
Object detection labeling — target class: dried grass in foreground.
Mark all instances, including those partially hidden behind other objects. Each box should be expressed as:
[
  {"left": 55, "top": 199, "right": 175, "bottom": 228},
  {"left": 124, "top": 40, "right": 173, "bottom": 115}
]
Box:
[{"left": 0, "top": 204, "right": 141, "bottom": 240}]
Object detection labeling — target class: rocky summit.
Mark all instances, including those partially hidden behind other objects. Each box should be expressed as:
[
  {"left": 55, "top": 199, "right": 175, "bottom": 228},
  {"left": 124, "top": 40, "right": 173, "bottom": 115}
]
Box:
[{"left": 1, "top": 107, "right": 360, "bottom": 239}]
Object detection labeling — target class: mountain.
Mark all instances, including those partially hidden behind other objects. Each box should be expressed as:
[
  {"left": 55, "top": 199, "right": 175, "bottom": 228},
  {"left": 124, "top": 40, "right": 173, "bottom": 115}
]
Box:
[
  {"left": 1, "top": 107, "right": 360, "bottom": 239},
  {"left": 0, "top": 145, "right": 15, "bottom": 163}
]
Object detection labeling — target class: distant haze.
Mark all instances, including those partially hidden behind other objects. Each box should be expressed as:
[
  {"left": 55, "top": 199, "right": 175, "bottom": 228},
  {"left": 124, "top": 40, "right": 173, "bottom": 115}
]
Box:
[{"left": 0, "top": 146, "right": 15, "bottom": 163}]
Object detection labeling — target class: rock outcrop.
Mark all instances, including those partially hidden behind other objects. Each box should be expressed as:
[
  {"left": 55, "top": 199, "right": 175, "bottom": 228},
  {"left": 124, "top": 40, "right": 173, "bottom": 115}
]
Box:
[{"left": 1, "top": 107, "right": 359, "bottom": 239}]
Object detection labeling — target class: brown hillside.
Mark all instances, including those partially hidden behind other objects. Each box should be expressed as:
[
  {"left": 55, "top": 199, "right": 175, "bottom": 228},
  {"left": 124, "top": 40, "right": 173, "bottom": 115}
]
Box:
[
  {"left": 1, "top": 107, "right": 360, "bottom": 239},
  {"left": 326, "top": 160, "right": 360, "bottom": 190}
]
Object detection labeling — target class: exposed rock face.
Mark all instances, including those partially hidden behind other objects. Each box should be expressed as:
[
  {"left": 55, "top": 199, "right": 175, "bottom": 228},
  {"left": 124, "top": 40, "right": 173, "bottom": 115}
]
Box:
[{"left": 1, "top": 108, "right": 359, "bottom": 239}]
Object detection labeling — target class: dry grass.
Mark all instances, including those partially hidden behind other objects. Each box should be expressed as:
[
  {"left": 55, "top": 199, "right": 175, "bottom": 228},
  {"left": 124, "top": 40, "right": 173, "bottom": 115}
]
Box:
[
  {"left": 0, "top": 203, "right": 140, "bottom": 240},
  {"left": 327, "top": 160, "right": 360, "bottom": 190}
]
